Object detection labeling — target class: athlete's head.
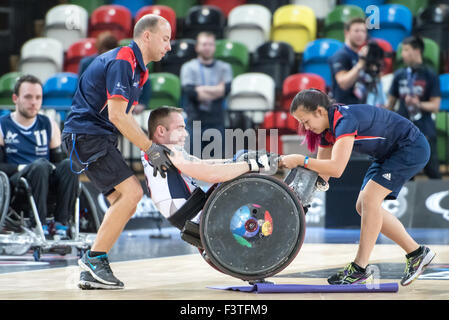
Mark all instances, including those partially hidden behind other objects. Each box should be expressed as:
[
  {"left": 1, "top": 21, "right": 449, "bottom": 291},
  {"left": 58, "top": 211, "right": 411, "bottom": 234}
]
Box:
[
  {"left": 401, "top": 36, "right": 424, "bottom": 67},
  {"left": 195, "top": 32, "right": 216, "bottom": 63},
  {"left": 134, "top": 14, "right": 172, "bottom": 63},
  {"left": 148, "top": 106, "right": 188, "bottom": 146},
  {"left": 344, "top": 17, "right": 367, "bottom": 50},
  {"left": 12, "top": 74, "right": 43, "bottom": 120},
  {"left": 290, "top": 89, "right": 333, "bottom": 152}
]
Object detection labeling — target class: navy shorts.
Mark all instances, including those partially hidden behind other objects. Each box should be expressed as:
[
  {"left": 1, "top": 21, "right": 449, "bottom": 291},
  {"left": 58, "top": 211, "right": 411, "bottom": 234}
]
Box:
[
  {"left": 62, "top": 133, "right": 134, "bottom": 196},
  {"left": 361, "top": 132, "right": 430, "bottom": 200}
]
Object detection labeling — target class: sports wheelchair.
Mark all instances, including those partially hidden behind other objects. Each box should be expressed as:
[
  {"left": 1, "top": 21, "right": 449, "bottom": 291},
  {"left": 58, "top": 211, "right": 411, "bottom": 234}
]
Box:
[
  {"left": 168, "top": 165, "right": 328, "bottom": 283},
  {"left": 0, "top": 170, "right": 99, "bottom": 261}
]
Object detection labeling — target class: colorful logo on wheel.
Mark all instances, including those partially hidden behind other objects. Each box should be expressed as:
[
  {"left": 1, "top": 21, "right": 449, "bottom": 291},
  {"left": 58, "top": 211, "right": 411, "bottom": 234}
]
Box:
[{"left": 230, "top": 204, "right": 273, "bottom": 248}]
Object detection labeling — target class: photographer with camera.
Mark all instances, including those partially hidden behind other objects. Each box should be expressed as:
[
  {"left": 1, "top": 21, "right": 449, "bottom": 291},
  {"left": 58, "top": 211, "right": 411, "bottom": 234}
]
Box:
[
  {"left": 386, "top": 35, "right": 441, "bottom": 179},
  {"left": 329, "top": 18, "right": 386, "bottom": 107}
]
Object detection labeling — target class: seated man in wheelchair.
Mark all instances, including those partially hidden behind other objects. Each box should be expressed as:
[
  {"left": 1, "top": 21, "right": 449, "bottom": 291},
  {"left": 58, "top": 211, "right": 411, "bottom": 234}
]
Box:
[
  {"left": 0, "top": 74, "right": 79, "bottom": 238},
  {"left": 77, "top": 106, "right": 278, "bottom": 289}
]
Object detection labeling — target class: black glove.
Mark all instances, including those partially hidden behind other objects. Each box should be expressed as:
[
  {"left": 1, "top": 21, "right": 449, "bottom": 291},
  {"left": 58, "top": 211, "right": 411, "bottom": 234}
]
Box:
[
  {"left": 145, "top": 143, "right": 173, "bottom": 178},
  {"left": 237, "top": 150, "right": 279, "bottom": 175}
]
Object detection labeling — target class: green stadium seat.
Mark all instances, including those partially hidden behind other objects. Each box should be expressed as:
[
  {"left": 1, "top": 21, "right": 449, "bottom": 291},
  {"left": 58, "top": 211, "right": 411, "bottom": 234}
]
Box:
[
  {"left": 436, "top": 111, "right": 449, "bottom": 165},
  {"left": 214, "top": 40, "right": 249, "bottom": 77},
  {"left": 69, "top": 0, "right": 107, "bottom": 15},
  {"left": 0, "top": 72, "right": 23, "bottom": 108},
  {"left": 395, "top": 37, "right": 440, "bottom": 73},
  {"left": 387, "top": 0, "right": 429, "bottom": 16},
  {"left": 323, "top": 5, "right": 365, "bottom": 42},
  {"left": 155, "top": 0, "right": 198, "bottom": 18},
  {"left": 148, "top": 73, "right": 181, "bottom": 109}
]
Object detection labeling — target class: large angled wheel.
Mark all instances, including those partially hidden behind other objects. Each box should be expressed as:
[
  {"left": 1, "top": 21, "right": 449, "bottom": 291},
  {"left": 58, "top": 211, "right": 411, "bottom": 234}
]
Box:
[{"left": 199, "top": 173, "right": 306, "bottom": 281}]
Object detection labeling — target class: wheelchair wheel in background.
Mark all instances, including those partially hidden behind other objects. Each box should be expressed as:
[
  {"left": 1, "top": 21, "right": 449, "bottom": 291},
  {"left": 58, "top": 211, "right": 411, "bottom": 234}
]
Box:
[
  {"left": 0, "top": 171, "right": 10, "bottom": 229},
  {"left": 200, "top": 173, "right": 306, "bottom": 281},
  {"left": 78, "top": 182, "right": 103, "bottom": 233}
]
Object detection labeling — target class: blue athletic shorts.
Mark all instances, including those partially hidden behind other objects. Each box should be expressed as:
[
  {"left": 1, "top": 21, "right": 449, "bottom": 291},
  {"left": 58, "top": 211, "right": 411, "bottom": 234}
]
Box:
[{"left": 361, "top": 132, "right": 430, "bottom": 200}]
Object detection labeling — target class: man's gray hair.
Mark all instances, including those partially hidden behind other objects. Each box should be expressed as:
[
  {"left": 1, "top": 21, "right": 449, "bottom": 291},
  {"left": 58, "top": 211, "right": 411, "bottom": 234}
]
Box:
[{"left": 133, "top": 14, "right": 165, "bottom": 38}]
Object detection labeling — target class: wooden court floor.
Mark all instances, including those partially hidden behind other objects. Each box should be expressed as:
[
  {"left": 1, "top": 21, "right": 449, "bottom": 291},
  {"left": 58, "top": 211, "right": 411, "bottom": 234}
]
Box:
[{"left": 0, "top": 243, "right": 448, "bottom": 300}]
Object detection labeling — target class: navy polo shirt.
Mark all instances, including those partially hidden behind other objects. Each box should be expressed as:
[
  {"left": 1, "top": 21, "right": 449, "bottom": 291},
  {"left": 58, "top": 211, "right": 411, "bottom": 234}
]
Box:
[
  {"left": 389, "top": 65, "right": 440, "bottom": 138},
  {"left": 320, "top": 104, "right": 421, "bottom": 161},
  {"left": 329, "top": 45, "right": 362, "bottom": 105},
  {"left": 63, "top": 41, "right": 149, "bottom": 135}
]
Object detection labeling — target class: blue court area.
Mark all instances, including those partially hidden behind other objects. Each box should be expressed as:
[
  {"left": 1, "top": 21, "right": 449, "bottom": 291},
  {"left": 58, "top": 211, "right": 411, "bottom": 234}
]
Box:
[{"left": 1, "top": 226, "right": 448, "bottom": 275}]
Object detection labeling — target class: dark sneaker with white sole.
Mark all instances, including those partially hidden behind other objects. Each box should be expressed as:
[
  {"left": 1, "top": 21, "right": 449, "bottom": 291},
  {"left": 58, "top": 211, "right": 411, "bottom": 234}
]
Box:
[
  {"left": 327, "top": 262, "right": 374, "bottom": 285},
  {"left": 401, "top": 246, "right": 435, "bottom": 286},
  {"left": 78, "top": 251, "right": 124, "bottom": 289},
  {"left": 78, "top": 271, "right": 123, "bottom": 290}
]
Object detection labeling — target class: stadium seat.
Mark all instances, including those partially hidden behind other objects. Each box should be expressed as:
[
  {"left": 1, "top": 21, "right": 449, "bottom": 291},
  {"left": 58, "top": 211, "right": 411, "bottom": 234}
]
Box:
[
  {"left": 155, "top": 0, "right": 198, "bottom": 18},
  {"left": 214, "top": 40, "right": 249, "bottom": 77},
  {"left": 160, "top": 39, "right": 196, "bottom": 76},
  {"left": 111, "top": 0, "right": 153, "bottom": 17},
  {"left": 203, "top": 0, "right": 246, "bottom": 17},
  {"left": 301, "top": 38, "right": 344, "bottom": 87},
  {"left": 89, "top": 5, "right": 133, "bottom": 41},
  {"left": 19, "top": 38, "right": 64, "bottom": 83},
  {"left": 281, "top": 73, "right": 327, "bottom": 111},
  {"left": 323, "top": 5, "right": 365, "bottom": 42},
  {"left": 183, "top": 5, "right": 226, "bottom": 39},
  {"left": 290, "top": 0, "right": 337, "bottom": 20},
  {"left": 64, "top": 38, "right": 97, "bottom": 74},
  {"left": 415, "top": 3, "right": 449, "bottom": 54},
  {"left": 272, "top": 5, "right": 317, "bottom": 53},
  {"left": 44, "top": 4, "right": 88, "bottom": 51},
  {"left": 147, "top": 73, "right": 181, "bottom": 109},
  {"left": 368, "top": 4, "right": 412, "bottom": 50},
  {"left": 261, "top": 111, "right": 299, "bottom": 135},
  {"left": 372, "top": 38, "right": 394, "bottom": 75},
  {"left": 135, "top": 5, "right": 176, "bottom": 40},
  {"left": 387, "top": 0, "right": 429, "bottom": 16},
  {"left": 43, "top": 72, "right": 78, "bottom": 121},
  {"left": 341, "top": 0, "right": 385, "bottom": 12},
  {"left": 436, "top": 111, "right": 449, "bottom": 164},
  {"left": 395, "top": 37, "right": 440, "bottom": 73},
  {"left": 245, "top": 0, "right": 290, "bottom": 14},
  {"left": 229, "top": 73, "right": 275, "bottom": 124},
  {"left": 69, "top": 0, "right": 107, "bottom": 15},
  {"left": 440, "top": 74, "right": 449, "bottom": 111},
  {"left": 226, "top": 4, "right": 271, "bottom": 53},
  {"left": 0, "top": 72, "right": 22, "bottom": 107},
  {"left": 250, "top": 41, "right": 296, "bottom": 92}
]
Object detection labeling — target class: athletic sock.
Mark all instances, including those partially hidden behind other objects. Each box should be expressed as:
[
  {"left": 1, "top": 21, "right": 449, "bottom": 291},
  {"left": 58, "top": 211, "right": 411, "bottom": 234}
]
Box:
[
  {"left": 352, "top": 262, "right": 366, "bottom": 273},
  {"left": 88, "top": 250, "right": 107, "bottom": 258},
  {"left": 406, "top": 246, "right": 423, "bottom": 259}
]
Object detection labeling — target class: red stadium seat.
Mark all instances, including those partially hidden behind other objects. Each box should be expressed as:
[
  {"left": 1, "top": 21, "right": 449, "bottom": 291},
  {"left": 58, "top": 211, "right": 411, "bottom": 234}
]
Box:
[
  {"left": 281, "top": 73, "right": 326, "bottom": 111},
  {"left": 89, "top": 5, "right": 132, "bottom": 40},
  {"left": 64, "top": 38, "right": 97, "bottom": 73},
  {"left": 135, "top": 5, "right": 177, "bottom": 40},
  {"left": 203, "top": 0, "right": 247, "bottom": 17},
  {"left": 261, "top": 111, "right": 299, "bottom": 134}
]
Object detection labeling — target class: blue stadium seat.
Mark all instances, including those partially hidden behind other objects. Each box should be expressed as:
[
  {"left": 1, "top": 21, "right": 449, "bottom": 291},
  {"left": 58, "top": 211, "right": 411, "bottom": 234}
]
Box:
[
  {"left": 43, "top": 73, "right": 78, "bottom": 121},
  {"left": 440, "top": 74, "right": 449, "bottom": 111},
  {"left": 368, "top": 4, "right": 412, "bottom": 50},
  {"left": 301, "top": 38, "right": 343, "bottom": 87}
]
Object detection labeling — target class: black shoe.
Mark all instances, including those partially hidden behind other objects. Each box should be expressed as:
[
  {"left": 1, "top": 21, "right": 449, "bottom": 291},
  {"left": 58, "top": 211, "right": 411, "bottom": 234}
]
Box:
[
  {"left": 327, "top": 262, "right": 374, "bottom": 285},
  {"left": 78, "top": 271, "right": 123, "bottom": 290},
  {"left": 78, "top": 251, "right": 124, "bottom": 289},
  {"left": 401, "top": 246, "right": 436, "bottom": 286}
]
